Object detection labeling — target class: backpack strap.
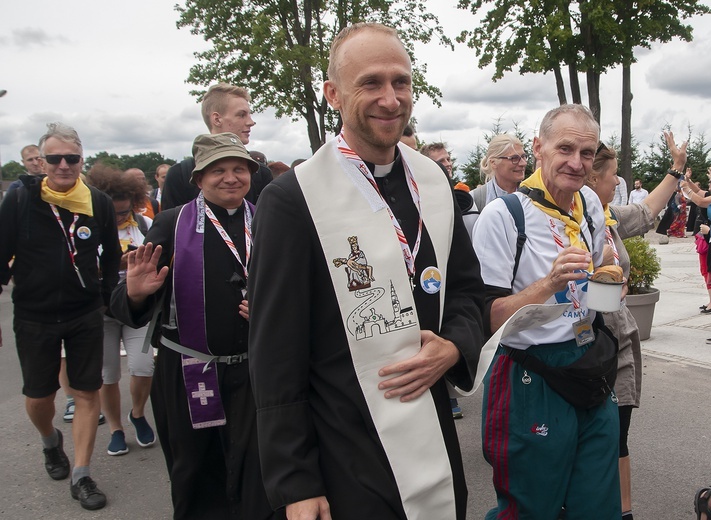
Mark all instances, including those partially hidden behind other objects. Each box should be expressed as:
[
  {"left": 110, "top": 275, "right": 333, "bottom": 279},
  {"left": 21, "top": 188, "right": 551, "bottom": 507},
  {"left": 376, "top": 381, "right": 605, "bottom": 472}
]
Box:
[
  {"left": 135, "top": 213, "right": 149, "bottom": 236},
  {"left": 500, "top": 193, "right": 527, "bottom": 287}
]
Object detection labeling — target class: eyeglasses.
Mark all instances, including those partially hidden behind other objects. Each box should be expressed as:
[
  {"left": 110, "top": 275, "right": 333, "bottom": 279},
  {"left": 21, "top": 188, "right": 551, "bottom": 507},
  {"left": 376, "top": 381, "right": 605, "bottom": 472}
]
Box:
[
  {"left": 43, "top": 154, "right": 82, "bottom": 165},
  {"left": 497, "top": 154, "right": 528, "bottom": 165},
  {"left": 596, "top": 142, "right": 608, "bottom": 155},
  {"left": 115, "top": 209, "right": 132, "bottom": 217}
]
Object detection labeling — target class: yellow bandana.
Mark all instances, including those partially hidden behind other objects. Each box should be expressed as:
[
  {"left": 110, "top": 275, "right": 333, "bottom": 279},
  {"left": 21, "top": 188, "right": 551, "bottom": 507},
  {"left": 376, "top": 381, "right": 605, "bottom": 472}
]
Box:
[
  {"left": 40, "top": 178, "right": 94, "bottom": 217},
  {"left": 117, "top": 213, "right": 137, "bottom": 230},
  {"left": 520, "top": 168, "right": 593, "bottom": 271},
  {"left": 603, "top": 205, "right": 617, "bottom": 227}
]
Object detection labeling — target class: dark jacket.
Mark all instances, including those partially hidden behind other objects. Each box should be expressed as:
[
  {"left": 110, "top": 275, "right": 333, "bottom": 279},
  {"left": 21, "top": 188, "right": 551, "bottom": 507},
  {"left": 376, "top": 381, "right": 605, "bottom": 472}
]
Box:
[{"left": 0, "top": 175, "right": 121, "bottom": 322}]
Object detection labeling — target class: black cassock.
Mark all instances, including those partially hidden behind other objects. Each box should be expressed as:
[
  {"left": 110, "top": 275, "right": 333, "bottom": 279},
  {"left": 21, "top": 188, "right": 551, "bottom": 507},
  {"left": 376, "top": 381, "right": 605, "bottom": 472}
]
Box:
[
  {"left": 111, "top": 201, "right": 283, "bottom": 520},
  {"left": 249, "top": 157, "right": 487, "bottom": 519}
]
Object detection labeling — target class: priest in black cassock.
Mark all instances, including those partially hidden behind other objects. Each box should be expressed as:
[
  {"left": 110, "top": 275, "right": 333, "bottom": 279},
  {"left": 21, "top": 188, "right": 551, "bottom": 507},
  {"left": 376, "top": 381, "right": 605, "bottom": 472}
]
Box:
[
  {"left": 248, "top": 23, "right": 487, "bottom": 520},
  {"left": 111, "top": 133, "right": 283, "bottom": 520}
]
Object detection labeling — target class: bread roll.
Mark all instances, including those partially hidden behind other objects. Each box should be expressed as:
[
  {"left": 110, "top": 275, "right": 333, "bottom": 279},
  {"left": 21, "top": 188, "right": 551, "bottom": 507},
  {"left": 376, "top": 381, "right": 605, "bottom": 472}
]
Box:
[{"left": 591, "top": 265, "right": 623, "bottom": 283}]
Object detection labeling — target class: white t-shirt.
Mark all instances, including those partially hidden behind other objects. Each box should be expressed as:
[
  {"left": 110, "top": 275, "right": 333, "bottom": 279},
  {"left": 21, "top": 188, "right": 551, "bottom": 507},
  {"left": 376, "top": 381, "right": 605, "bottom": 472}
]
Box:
[
  {"left": 471, "top": 186, "right": 606, "bottom": 349},
  {"left": 628, "top": 188, "right": 648, "bottom": 205}
]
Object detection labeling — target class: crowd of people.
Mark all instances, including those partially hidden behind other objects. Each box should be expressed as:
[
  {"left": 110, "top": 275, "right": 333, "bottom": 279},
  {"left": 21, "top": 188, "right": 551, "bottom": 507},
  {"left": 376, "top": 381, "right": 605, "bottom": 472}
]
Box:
[{"left": 1, "top": 21, "right": 707, "bottom": 520}]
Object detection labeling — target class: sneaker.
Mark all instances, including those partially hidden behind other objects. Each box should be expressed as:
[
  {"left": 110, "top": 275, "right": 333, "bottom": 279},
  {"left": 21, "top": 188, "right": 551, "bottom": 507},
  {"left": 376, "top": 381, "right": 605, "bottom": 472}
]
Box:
[
  {"left": 450, "top": 398, "right": 464, "bottom": 419},
  {"left": 63, "top": 401, "right": 75, "bottom": 423},
  {"left": 70, "top": 476, "right": 107, "bottom": 510},
  {"left": 63, "top": 402, "right": 106, "bottom": 425},
  {"left": 128, "top": 410, "right": 156, "bottom": 447},
  {"left": 43, "top": 428, "right": 70, "bottom": 480},
  {"left": 107, "top": 430, "right": 129, "bottom": 456}
]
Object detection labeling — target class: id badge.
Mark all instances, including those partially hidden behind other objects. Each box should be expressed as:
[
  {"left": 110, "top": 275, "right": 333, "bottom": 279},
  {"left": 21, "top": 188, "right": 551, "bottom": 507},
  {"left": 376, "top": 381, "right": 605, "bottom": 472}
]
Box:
[{"left": 572, "top": 316, "right": 595, "bottom": 346}]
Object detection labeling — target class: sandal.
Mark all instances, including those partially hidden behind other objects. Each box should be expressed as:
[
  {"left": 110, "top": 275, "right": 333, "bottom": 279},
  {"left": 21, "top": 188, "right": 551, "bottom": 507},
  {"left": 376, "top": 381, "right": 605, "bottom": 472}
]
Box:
[{"left": 694, "top": 487, "right": 711, "bottom": 520}]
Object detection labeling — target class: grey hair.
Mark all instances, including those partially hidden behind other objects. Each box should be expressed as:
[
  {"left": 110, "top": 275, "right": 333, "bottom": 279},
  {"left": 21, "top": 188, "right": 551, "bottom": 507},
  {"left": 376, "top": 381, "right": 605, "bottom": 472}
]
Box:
[
  {"left": 38, "top": 122, "right": 83, "bottom": 155},
  {"left": 539, "top": 104, "right": 599, "bottom": 140}
]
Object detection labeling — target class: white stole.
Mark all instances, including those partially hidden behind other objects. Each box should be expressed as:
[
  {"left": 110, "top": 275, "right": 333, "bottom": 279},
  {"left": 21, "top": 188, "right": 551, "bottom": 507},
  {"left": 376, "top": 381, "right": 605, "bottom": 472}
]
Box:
[{"left": 295, "top": 140, "right": 456, "bottom": 520}]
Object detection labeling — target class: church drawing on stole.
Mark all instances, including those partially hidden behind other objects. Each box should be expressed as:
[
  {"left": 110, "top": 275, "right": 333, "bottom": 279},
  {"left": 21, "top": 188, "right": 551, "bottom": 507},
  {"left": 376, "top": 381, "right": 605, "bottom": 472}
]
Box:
[{"left": 333, "top": 236, "right": 417, "bottom": 341}]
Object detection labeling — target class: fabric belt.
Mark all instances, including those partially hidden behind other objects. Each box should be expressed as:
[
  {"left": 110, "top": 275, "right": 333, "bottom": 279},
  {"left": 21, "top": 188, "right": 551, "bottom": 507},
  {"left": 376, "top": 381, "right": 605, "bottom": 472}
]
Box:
[{"left": 159, "top": 335, "right": 248, "bottom": 365}]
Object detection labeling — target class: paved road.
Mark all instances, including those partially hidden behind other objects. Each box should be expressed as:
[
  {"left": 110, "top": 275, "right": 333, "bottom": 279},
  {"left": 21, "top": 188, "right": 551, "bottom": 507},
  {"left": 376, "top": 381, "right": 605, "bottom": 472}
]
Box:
[{"left": 0, "top": 232, "right": 708, "bottom": 519}]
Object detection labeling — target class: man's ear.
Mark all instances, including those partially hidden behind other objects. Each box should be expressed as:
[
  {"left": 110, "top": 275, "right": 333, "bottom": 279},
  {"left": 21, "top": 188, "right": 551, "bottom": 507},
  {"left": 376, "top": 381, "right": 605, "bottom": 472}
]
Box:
[
  {"left": 323, "top": 80, "right": 341, "bottom": 110},
  {"left": 211, "top": 112, "right": 221, "bottom": 130},
  {"left": 532, "top": 136, "right": 542, "bottom": 162}
]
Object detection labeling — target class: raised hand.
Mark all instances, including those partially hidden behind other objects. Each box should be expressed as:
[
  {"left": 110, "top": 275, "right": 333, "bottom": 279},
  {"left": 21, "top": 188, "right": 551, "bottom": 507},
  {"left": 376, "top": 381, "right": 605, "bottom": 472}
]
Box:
[{"left": 126, "top": 242, "right": 169, "bottom": 305}]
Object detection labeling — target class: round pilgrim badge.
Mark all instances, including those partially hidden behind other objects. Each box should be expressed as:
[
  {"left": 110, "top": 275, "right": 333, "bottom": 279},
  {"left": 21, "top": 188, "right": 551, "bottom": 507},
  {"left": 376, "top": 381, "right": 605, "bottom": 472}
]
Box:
[
  {"left": 76, "top": 226, "right": 92, "bottom": 240},
  {"left": 420, "top": 266, "right": 442, "bottom": 294}
]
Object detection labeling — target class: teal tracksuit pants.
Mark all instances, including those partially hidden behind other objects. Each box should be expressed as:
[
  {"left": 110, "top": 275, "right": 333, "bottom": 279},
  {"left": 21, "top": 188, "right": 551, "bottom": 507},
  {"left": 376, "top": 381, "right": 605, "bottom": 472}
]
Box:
[{"left": 482, "top": 341, "right": 621, "bottom": 520}]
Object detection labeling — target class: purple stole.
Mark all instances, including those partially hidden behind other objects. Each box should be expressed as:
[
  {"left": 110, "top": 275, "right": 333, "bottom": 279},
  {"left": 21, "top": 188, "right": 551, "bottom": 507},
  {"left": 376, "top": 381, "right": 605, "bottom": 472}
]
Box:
[{"left": 173, "top": 194, "right": 226, "bottom": 429}]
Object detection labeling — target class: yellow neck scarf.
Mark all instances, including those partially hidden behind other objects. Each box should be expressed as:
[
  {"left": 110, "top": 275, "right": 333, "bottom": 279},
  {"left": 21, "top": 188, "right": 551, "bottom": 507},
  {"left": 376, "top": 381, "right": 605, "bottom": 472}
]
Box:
[
  {"left": 520, "top": 168, "right": 593, "bottom": 270},
  {"left": 40, "top": 178, "right": 94, "bottom": 217},
  {"left": 117, "top": 213, "right": 137, "bottom": 230},
  {"left": 603, "top": 205, "right": 617, "bottom": 227}
]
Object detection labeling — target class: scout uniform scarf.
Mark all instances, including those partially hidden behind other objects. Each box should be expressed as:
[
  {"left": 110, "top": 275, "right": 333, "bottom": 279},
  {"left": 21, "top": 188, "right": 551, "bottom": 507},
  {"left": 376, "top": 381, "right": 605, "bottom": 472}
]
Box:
[{"left": 520, "top": 168, "right": 594, "bottom": 272}]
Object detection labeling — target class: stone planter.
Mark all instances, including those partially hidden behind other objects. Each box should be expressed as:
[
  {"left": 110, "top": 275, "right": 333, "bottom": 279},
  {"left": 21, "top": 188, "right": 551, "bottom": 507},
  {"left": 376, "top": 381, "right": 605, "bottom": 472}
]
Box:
[{"left": 625, "top": 288, "right": 660, "bottom": 341}]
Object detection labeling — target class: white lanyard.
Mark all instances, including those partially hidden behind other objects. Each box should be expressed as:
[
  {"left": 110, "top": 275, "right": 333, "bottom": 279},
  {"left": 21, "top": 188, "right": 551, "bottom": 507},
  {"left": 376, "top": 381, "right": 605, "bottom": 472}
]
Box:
[
  {"left": 49, "top": 204, "right": 85, "bottom": 288},
  {"left": 202, "top": 198, "right": 252, "bottom": 278},
  {"left": 335, "top": 133, "right": 422, "bottom": 287}
]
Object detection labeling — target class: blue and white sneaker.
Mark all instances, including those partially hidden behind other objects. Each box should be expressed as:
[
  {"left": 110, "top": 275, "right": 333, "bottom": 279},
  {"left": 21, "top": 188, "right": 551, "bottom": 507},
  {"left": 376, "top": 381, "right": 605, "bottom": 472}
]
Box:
[
  {"left": 107, "top": 430, "right": 129, "bottom": 456},
  {"left": 128, "top": 410, "right": 156, "bottom": 448}
]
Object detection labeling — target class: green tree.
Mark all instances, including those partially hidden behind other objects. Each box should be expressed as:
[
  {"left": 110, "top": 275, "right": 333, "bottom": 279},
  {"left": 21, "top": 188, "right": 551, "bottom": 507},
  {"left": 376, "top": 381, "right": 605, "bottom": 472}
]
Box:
[
  {"left": 1, "top": 160, "right": 24, "bottom": 180},
  {"left": 634, "top": 125, "right": 711, "bottom": 191},
  {"left": 84, "top": 152, "right": 123, "bottom": 171},
  {"left": 84, "top": 152, "right": 176, "bottom": 186},
  {"left": 176, "top": 0, "right": 453, "bottom": 153},
  {"left": 123, "top": 152, "right": 176, "bottom": 182},
  {"left": 457, "top": 0, "right": 709, "bottom": 192}
]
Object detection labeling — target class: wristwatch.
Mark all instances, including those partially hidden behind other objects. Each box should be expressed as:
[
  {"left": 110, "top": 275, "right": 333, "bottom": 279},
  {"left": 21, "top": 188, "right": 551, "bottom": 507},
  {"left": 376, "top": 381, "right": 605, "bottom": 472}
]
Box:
[{"left": 668, "top": 168, "right": 684, "bottom": 179}]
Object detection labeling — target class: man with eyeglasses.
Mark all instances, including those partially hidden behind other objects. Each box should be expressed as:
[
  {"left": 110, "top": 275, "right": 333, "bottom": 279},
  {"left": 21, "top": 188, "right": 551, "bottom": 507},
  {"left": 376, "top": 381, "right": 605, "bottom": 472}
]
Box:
[{"left": 0, "top": 122, "right": 121, "bottom": 511}]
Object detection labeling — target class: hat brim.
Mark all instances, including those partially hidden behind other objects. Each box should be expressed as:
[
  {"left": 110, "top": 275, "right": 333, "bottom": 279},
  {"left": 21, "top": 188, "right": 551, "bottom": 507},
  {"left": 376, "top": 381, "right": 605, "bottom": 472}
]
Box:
[{"left": 190, "top": 153, "right": 260, "bottom": 185}]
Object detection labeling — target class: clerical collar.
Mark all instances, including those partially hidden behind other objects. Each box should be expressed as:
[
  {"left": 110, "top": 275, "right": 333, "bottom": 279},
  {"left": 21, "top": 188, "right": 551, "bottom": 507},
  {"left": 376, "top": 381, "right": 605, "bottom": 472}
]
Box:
[
  {"left": 205, "top": 199, "right": 243, "bottom": 217},
  {"left": 365, "top": 149, "right": 401, "bottom": 177}
]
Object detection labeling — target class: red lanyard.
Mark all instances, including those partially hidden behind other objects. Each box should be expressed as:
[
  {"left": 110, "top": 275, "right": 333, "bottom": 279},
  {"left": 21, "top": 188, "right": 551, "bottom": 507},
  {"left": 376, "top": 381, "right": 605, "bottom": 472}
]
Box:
[
  {"left": 49, "top": 204, "right": 86, "bottom": 288},
  {"left": 202, "top": 195, "right": 252, "bottom": 278},
  {"left": 335, "top": 133, "right": 422, "bottom": 287}
]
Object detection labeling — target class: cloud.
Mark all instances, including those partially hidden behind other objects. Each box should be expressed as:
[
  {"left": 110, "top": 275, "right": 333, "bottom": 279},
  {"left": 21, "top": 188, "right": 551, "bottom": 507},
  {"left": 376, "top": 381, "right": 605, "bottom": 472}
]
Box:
[
  {"left": 11, "top": 28, "right": 70, "bottom": 48},
  {"left": 443, "top": 69, "right": 554, "bottom": 107}
]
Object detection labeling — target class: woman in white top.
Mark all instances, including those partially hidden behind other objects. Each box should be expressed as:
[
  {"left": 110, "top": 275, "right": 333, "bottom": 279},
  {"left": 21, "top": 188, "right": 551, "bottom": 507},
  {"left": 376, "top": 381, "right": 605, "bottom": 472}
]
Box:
[{"left": 87, "top": 164, "right": 156, "bottom": 456}]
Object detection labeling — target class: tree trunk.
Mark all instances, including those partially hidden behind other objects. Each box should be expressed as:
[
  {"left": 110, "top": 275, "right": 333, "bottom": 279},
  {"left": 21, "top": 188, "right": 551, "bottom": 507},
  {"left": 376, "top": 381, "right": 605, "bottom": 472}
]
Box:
[
  {"left": 305, "top": 106, "right": 323, "bottom": 154},
  {"left": 568, "top": 63, "right": 582, "bottom": 104},
  {"left": 587, "top": 69, "right": 601, "bottom": 122},
  {"left": 553, "top": 66, "right": 567, "bottom": 105},
  {"left": 620, "top": 62, "right": 633, "bottom": 190}
]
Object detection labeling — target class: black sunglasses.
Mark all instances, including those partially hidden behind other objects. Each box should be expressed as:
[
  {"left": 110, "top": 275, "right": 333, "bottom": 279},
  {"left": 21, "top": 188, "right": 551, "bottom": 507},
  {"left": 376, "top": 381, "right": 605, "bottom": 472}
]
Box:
[
  {"left": 596, "top": 142, "right": 608, "bottom": 155},
  {"left": 43, "top": 154, "right": 82, "bottom": 165}
]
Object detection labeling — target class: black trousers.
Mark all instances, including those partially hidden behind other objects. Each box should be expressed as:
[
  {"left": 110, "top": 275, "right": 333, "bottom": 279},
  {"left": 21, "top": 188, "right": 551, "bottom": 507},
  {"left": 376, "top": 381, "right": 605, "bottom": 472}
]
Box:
[{"left": 151, "top": 347, "right": 283, "bottom": 520}]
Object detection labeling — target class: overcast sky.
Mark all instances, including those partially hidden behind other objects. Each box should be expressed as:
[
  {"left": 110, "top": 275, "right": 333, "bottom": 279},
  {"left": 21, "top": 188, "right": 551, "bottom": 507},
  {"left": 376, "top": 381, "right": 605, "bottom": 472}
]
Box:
[{"left": 2, "top": 1, "right": 711, "bottom": 171}]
